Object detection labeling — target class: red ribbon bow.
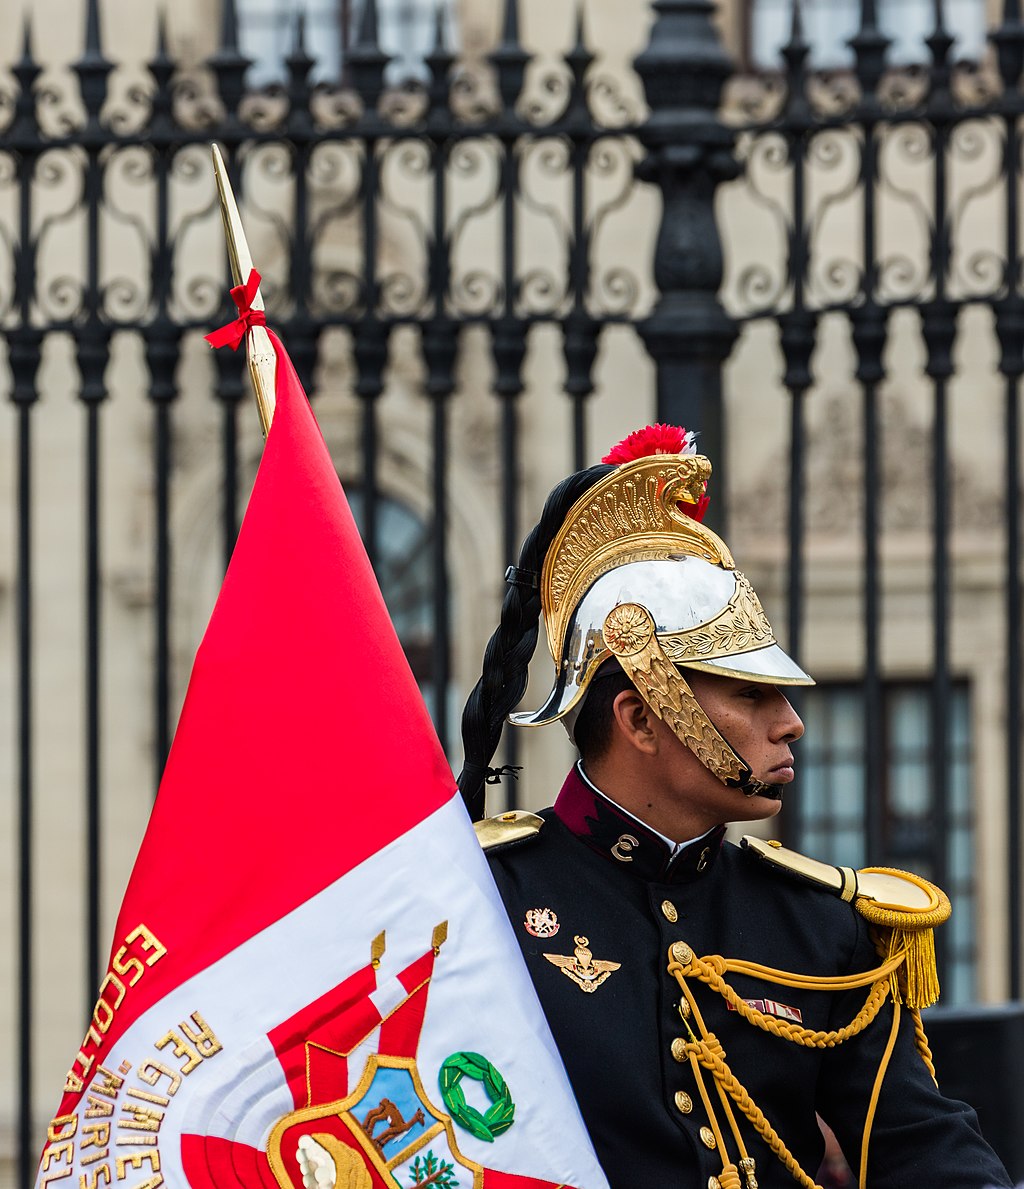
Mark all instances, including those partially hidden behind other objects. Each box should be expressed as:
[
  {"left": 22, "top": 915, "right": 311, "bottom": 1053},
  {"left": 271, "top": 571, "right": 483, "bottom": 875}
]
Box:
[{"left": 204, "top": 269, "right": 267, "bottom": 351}]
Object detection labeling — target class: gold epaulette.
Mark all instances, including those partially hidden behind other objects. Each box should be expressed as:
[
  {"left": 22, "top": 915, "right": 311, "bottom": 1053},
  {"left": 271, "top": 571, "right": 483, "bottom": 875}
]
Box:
[
  {"left": 742, "top": 836, "right": 951, "bottom": 1008},
  {"left": 474, "top": 810, "right": 544, "bottom": 852}
]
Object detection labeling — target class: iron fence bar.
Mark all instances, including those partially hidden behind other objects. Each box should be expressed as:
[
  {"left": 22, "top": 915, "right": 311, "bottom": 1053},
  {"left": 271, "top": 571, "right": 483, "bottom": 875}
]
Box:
[
  {"left": 154, "top": 392, "right": 173, "bottom": 783},
  {"left": 84, "top": 398, "right": 103, "bottom": 996},
  {"left": 851, "top": 38, "right": 888, "bottom": 863},
  {"left": 996, "top": 105, "right": 1024, "bottom": 1003},
  {"left": 924, "top": 6, "right": 956, "bottom": 980},
  {"left": 993, "top": 2, "right": 1024, "bottom": 996},
  {"left": 11, "top": 24, "right": 42, "bottom": 1180},
  {"left": 633, "top": 0, "right": 739, "bottom": 537},
  {"left": 16, "top": 396, "right": 35, "bottom": 1189},
  {"left": 773, "top": 7, "right": 815, "bottom": 851},
  {"left": 564, "top": 8, "right": 596, "bottom": 473},
  {"left": 430, "top": 389, "right": 451, "bottom": 749},
  {"left": 1005, "top": 364, "right": 1022, "bottom": 998},
  {"left": 74, "top": 0, "right": 113, "bottom": 1000},
  {"left": 423, "top": 16, "right": 455, "bottom": 751},
  {"left": 359, "top": 134, "right": 382, "bottom": 572},
  {"left": 350, "top": 0, "right": 388, "bottom": 572},
  {"left": 284, "top": 16, "right": 319, "bottom": 397},
  {"left": 215, "top": 146, "right": 246, "bottom": 570},
  {"left": 489, "top": 0, "right": 529, "bottom": 808},
  {"left": 779, "top": 3, "right": 812, "bottom": 681},
  {"left": 861, "top": 352, "right": 884, "bottom": 859},
  {"left": 147, "top": 24, "right": 179, "bottom": 787},
  {"left": 499, "top": 395, "right": 520, "bottom": 809},
  {"left": 217, "top": 359, "right": 244, "bottom": 571},
  {"left": 210, "top": 1, "right": 250, "bottom": 569}
]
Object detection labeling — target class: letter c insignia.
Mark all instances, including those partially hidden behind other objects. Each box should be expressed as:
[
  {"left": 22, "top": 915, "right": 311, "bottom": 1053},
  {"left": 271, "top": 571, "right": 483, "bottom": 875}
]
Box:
[{"left": 611, "top": 833, "right": 640, "bottom": 862}]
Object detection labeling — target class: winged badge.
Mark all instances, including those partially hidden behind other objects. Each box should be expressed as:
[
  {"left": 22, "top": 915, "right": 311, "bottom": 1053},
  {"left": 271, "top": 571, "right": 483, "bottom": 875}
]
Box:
[{"left": 543, "top": 936, "right": 621, "bottom": 993}]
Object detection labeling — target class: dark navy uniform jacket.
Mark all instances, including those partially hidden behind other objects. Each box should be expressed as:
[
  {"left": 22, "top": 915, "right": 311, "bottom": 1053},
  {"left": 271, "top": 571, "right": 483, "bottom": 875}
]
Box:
[{"left": 486, "top": 766, "right": 1011, "bottom": 1189}]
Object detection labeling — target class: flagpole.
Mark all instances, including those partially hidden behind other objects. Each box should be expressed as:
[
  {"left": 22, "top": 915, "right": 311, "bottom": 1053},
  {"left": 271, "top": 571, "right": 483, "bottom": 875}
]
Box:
[{"left": 211, "top": 143, "right": 277, "bottom": 436}]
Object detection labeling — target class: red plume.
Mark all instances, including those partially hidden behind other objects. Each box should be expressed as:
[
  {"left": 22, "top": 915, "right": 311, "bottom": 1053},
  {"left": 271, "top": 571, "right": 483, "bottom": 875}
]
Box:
[
  {"left": 602, "top": 423, "right": 708, "bottom": 522},
  {"left": 602, "top": 423, "right": 696, "bottom": 465}
]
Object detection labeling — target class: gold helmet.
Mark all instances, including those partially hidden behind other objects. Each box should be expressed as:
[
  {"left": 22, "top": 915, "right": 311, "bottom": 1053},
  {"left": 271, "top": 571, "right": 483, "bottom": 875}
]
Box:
[{"left": 509, "top": 425, "right": 813, "bottom": 796}]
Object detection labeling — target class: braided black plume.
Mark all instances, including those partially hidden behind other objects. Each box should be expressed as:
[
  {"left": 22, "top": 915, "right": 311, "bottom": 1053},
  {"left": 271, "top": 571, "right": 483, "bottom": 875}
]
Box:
[{"left": 458, "top": 463, "right": 614, "bottom": 820}]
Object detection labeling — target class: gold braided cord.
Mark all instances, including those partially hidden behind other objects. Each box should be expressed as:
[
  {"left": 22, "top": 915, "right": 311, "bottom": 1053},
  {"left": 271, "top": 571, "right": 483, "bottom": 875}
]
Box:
[
  {"left": 910, "top": 1006, "right": 938, "bottom": 1085},
  {"left": 858, "top": 999, "right": 901, "bottom": 1189},
  {"left": 688, "top": 1048, "right": 736, "bottom": 1168},
  {"left": 668, "top": 953, "right": 898, "bottom": 1050},
  {"left": 668, "top": 944, "right": 915, "bottom": 1189},
  {"left": 714, "top": 1074, "right": 752, "bottom": 1169},
  {"left": 680, "top": 976, "right": 756, "bottom": 1184},
  {"left": 706, "top": 949, "right": 907, "bottom": 992},
  {"left": 683, "top": 1033, "right": 822, "bottom": 1189}
]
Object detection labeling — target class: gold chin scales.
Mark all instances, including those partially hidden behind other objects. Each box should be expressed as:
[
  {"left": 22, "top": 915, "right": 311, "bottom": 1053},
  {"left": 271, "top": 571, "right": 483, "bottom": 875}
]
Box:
[{"left": 602, "top": 603, "right": 749, "bottom": 787}]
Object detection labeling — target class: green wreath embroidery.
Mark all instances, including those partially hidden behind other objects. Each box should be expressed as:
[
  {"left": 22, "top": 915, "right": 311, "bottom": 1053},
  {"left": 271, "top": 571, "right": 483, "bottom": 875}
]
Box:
[{"left": 438, "top": 1052, "right": 515, "bottom": 1143}]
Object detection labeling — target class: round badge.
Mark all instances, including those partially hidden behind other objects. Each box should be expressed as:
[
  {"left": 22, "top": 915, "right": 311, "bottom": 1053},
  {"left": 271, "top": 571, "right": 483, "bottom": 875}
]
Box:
[{"left": 524, "top": 907, "right": 559, "bottom": 938}]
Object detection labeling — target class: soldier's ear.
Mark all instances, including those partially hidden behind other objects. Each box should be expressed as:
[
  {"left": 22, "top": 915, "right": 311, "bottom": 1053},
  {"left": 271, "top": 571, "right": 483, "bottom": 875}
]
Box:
[{"left": 610, "top": 688, "right": 659, "bottom": 755}]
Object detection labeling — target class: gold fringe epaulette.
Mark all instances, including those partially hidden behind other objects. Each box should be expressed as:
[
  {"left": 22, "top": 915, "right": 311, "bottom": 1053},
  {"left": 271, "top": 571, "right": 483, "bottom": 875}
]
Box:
[
  {"left": 474, "top": 810, "right": 544, "bottom": 852},
  {"left": 853, "top": 867, "right": 951, "bottom": 1009},
  {"left": 742, "top": 837, "right": 951, "bottom": 1008}
]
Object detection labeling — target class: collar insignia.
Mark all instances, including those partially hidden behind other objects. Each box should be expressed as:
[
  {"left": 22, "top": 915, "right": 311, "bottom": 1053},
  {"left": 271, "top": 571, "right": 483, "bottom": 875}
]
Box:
[{"left": 553, "top": 767, "right": 725, "bottom": 884}]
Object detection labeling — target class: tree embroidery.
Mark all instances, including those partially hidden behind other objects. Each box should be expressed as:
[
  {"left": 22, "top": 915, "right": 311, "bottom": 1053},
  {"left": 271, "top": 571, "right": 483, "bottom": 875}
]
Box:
[{"left": 406, "top": 1150, "right": 459, "bottom": 1187}]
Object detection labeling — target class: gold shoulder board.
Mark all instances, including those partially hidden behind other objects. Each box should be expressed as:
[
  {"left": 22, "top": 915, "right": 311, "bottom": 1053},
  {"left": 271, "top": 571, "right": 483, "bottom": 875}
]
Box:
[
  {"left": 742, "top": 836, "right": 951, "bottom": 1008},
  {"left": 741, "top": 835, "right": 860, "bottom": 901},
  {"left": 474, "top": 810, "right": 544, "bottom": 852},
  {"left": 741, "top": 835, "right": 950, "bottom": 920}
]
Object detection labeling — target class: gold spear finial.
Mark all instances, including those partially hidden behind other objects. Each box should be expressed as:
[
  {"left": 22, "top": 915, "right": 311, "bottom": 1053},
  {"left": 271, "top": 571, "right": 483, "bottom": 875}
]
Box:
[{"left": 211, "top": 143, "right": 277, "bottom": 436}]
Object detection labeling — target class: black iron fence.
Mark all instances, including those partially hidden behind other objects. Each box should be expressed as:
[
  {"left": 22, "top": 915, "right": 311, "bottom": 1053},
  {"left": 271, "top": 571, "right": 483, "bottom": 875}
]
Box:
[{"left": 4, "top": 0, "right": 1024, "bottom": 1182}]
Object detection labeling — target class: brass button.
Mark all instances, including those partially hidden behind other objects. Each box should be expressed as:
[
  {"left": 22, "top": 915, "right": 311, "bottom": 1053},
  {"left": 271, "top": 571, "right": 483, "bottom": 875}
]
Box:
[
  {"left": 671, "top": 941, "right": 693, "bottom": 965},
  {"left": 677, "top": 997, "right": 692, "bottom": 1019},
  {"left": 700, "top": 1125, "right": 717, "bottom": 1150},
  {"left": 660, "top": 899, "right": 678, "bottom": 923},
  {"left": 708, "top": 1179, "right": 721, "bottom": 1189},
  {"left": 674, "top": 1090, "right": 693, "bottom": 1114},
  {"left": 670, "top": 1037, "right": 688, "bottom": 1062}
]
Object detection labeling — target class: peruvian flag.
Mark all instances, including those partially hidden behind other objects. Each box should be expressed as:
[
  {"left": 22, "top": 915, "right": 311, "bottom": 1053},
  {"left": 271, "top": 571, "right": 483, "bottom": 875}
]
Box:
[{"left": 35, "top": 329, "right": 608, "bottom": 1189}]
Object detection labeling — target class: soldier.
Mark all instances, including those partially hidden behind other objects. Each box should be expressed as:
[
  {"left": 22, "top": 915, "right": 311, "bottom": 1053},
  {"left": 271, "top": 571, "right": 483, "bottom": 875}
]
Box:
[{"left": 458, "top": 426, "right": 1011, "bottom": 1189}]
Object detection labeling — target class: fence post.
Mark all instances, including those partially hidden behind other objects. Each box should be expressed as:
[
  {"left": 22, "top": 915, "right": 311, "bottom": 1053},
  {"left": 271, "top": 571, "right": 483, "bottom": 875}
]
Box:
[{"left": 633, "top": 0, "right": 739, "bottom": 522}]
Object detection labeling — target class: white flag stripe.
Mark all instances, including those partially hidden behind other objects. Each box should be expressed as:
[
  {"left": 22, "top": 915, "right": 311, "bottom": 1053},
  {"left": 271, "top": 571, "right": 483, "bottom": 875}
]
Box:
[
  {"left": 202, "top": 1040, "right": 292, "bottom": 1148},
  {"left": 58, "top": 794, "right": 607, "bottom": 1189},
  {"left": 370, "top": 974, "right": 414, "bottom": 1022}
]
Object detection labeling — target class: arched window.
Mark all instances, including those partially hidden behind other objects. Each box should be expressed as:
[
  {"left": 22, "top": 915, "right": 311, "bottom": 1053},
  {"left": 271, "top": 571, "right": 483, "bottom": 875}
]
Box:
[{"left": 345, "top": 488, "right": 443, "bottom": 719}]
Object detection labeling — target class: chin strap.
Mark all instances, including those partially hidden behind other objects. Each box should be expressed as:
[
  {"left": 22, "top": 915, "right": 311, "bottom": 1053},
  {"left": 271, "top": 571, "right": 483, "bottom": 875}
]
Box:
[{"left": 602, "top": 603, "right": 765, "bottom": 796}]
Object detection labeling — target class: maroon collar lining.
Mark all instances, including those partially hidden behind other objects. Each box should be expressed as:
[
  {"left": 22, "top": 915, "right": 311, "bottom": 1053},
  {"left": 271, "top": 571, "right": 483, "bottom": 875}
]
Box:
[{"left": 552, "top": 766, "right": 725, "bottom": 884}]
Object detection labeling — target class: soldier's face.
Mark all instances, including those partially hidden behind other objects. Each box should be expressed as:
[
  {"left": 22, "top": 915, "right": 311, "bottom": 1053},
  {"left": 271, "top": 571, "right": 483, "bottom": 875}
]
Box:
[{"left": 651, "top": 671, "right": 804, "bottom": 831}]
